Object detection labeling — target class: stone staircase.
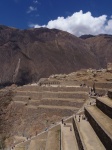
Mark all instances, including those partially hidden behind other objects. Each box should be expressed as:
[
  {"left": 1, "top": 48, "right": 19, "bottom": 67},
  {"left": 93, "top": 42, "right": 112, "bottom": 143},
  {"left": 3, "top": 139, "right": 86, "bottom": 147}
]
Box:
[
  {"left": 13, "top": 90, "right": 112, "bottom": 150},
  {"left": 73, "top": 90, "right": 112, "bottom": 150}
]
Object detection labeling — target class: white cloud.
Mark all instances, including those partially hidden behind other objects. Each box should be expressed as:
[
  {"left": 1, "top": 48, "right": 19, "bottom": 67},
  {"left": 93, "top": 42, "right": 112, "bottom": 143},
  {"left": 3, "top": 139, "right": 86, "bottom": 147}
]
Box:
[
  {"left": 28, "top": 23, "right": 41, "bottom": 28},
  {"left": 33, "top": 0, "right": 38, "bottom": 4},
  {"left": 27, "top": 6, "right": 37, "bottom": 14},
  {"left": 30, "top": 10, "right": 112, "bottom": 36}
]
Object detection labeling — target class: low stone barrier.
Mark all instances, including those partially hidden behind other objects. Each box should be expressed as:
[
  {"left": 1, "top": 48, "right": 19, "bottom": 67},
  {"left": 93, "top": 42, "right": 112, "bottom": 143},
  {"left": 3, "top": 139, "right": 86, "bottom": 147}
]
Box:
[
  {"left": 108, "top": 90, "right": 112, "bottom": 99},
  {"left": 96, "top": 98, "right": 112, "bottom": 119},
  {"left": 72, "top": 118, "right": 84, "bottom": 150}
]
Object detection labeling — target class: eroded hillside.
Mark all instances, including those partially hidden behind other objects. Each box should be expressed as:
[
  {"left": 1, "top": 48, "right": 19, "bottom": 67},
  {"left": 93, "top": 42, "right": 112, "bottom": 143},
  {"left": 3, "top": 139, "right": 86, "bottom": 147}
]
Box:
[{"left": 1, "top": 25, "right": 112, "bottom": 86}]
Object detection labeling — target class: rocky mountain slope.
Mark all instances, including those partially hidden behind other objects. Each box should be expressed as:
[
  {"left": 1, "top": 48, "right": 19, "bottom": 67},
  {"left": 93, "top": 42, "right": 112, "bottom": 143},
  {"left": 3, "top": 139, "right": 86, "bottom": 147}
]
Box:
[
  {"left": 84, "top": 34, "right": 112, "bottom": 68},
  {"left": 0, "top": 25, "right": 112, "bottom": 85}
]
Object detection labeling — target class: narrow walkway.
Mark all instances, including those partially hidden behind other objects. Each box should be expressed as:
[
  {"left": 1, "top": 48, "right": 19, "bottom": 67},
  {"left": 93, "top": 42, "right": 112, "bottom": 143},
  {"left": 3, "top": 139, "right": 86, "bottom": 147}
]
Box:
[
  {"left": 61, "top": 123, "right": 79, "bottom": 150},
  {"left": 75, "top": 116, "right": 106, "bottom": 150},
  {"left": 45, "top": 129, "right": 60, "bottom": 150},
  {"left": 28, "top": 139, "right": 46, "bottom": 150}
]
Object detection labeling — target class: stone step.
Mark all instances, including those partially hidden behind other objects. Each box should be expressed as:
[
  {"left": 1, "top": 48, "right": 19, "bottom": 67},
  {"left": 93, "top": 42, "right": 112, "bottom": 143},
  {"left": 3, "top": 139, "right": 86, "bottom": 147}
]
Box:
[
  {"left": 40, "top": 100, "right": 84, "bottom": 108},
  {"left": 17, "top": 85, "right": 41, "bottom": 92},
  {"left": 45, "top": 125, "right": 61, "bottom": 150},
  {"left": 17, "top": 86, "right": 89, "bottom": 92},
  {"left": 28, "top": 132, "right": 47, "bottom": 150},
  {"left": 96, "top": 96, "right": 112, "bottom": 118},
  {"left": 42, "top": 91, "right": 88, "bottom": 99},
  {"left": 73, "top": 116, "right": 106, "bottom": 150},
  {"left": 38, "top": 105, "right": 79, "bottom": 110},
  {"left": 28, "top": 99, "right": 40, "bottom": 105},
  {"left": 25, "top": 104, "right": 78, "bottom": 116},
  {"left": 26, "top": 105, "right": 37, "bottom": 109},
  {"left": 61, "top": 123, "right": 79, "bottom": 150},
  {"left": 13, "top": 96, "right": 30, "bottom": 102},
  {"left": 15, "top": 91, "right": 42, "bottom": 99},
  {"left": 42, "top": 97, "right": 85, "bottom": 102},
  {"left": 35, "top": 106, "right": 76, "bottom": 117},
  {"left": 85, "top": 106, "right": 112, "bottom": 149},
  {"left": 14, "top": 101, "right": 27, "bottom": 105},
  {"left": 43, "top": 86, "right": 89, "bottom": 92}
]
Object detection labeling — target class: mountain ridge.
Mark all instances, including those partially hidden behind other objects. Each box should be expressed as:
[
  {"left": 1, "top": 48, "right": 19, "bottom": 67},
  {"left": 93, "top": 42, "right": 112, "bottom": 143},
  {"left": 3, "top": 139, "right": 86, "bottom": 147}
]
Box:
[{"left": 0, "top": 25, "right": 112, "bottom": 85}]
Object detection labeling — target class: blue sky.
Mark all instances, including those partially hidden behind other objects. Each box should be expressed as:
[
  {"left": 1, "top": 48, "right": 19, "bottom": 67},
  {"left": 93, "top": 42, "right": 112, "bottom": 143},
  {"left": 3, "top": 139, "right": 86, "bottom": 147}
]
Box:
[{"left": 0, "top": 0, "right": 112, "bottom": 36}]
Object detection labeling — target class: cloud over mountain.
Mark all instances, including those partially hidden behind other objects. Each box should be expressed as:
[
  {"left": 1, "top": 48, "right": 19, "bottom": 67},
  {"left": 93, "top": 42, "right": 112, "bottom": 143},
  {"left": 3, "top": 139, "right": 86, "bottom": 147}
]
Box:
[{"left": 30, "top": 10, "right": 112, "bottom": 36}]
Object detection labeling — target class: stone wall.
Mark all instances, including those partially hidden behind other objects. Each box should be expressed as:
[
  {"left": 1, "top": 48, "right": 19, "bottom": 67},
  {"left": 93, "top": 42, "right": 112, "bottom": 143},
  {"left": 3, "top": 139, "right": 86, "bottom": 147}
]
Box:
[
  {"left": 15, "top": 91, "right": 42, "bottom": 99},
  {"left": 17, "top": 86, "right": 42, "bottom": 92},
  {"left": 42, "top": 92, "right": 88, "bottom": 99},
  {"left": 72, "top": 118, "right": 84, "bottom": 150},
  {"left": 108, "top": 90, "right": 112, "bottom": 99},
  {"left": 85, "top": 81, "right": 112, "bottom": 89},
  {"left": 40, "top": 100, "right": 84, "bottom": 107},
  {"left": 96, "top": 98, "right": 112, "bottom": 118},
  {"left": 37, "top": 107, "right": 75, "bottom": 117},
  {"left": 85, "top": 109, "right": 112, "bottom": 149},
  {"left": 17, "top": 86, "right": 89, "bottom": 92},
  {"left": 95, "top": 88, "right": 107, "bottom": 95},
  {"left": 95, "top": 82, "right": 112, "bottom": 89}
]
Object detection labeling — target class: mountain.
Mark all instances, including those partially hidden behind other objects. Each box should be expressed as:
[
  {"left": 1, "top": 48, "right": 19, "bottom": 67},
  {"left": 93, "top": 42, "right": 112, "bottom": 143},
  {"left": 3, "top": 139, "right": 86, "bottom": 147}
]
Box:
[
  {"left": 80, "top": 34, "right": 95, "bottom": 39},
  {"left": 0, "top": 25, "right": 111, "bottom": 85},
  {"left": 84, "top": 34, "right": 112, "bottom": 68}
]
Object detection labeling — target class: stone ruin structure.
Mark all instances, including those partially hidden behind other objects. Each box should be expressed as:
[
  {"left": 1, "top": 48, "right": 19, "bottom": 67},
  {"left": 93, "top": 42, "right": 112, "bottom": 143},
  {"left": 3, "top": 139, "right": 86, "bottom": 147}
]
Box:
[{"left": 5, "top": 80, "right": 111, "bottom": 150}]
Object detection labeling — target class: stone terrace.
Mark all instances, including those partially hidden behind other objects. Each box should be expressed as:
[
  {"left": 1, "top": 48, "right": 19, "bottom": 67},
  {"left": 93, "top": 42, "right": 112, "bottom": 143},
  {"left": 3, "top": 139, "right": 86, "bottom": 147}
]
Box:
[
  {"left": 13, "top": 90, "right": 112, "bottom": 150},
  {"left": 13, "top": 85, "right": 89, "bottom": 117}
]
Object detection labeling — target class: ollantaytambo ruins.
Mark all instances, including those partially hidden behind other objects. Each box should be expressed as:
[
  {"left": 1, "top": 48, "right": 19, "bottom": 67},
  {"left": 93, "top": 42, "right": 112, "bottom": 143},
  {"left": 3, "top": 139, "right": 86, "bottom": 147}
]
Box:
[{"left": 0, "top": 25, "right": 112, "bottom": 150}]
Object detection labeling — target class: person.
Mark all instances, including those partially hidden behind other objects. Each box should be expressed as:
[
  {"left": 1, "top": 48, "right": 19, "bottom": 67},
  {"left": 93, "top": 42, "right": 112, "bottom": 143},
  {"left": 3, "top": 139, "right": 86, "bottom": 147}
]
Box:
[
  {"left": 70, "top": 126, "right": 72, "bottom": 131},
  {"left": 93, "top": 82, "right": 95, "bottom": 93},
  {"left": 82, "top": 115, "right": 85, "bottom": 120},
  {"left": 36, "top": 131, "right": 37, "bottom": 135},
  {"left": 79, "top": 115, "right": 81, "bottom": 122},
  {"left": 45, "top": 127, "right": 48, "bottom": 131}
]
